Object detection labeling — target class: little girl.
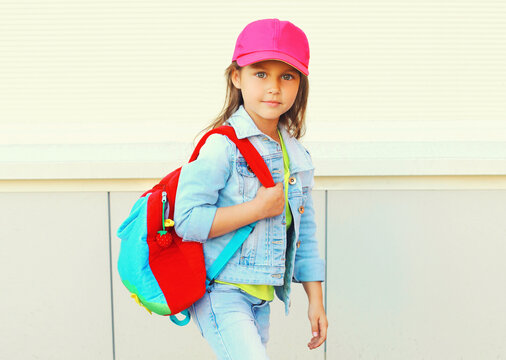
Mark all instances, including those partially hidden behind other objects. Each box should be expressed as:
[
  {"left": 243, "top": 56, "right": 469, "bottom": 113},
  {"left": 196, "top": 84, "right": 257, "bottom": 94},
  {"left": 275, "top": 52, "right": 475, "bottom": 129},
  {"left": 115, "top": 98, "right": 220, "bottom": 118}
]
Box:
[{"left": 174, "top": 18, "right": 327, "bottom": 360}]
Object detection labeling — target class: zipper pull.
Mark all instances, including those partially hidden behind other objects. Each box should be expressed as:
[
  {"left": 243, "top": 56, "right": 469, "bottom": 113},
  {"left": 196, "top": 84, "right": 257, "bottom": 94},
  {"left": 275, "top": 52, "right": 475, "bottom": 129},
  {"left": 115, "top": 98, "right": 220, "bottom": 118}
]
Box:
[{"left": 161, "top": 191, "right": 168, "bottom": 231}]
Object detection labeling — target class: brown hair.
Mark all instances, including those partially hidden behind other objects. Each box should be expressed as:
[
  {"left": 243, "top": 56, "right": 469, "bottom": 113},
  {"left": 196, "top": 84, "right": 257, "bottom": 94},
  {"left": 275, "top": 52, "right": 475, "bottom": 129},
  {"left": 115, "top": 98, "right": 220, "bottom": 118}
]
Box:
[{"left": 195, "top": 61, "right": 309, "bottom": 143}]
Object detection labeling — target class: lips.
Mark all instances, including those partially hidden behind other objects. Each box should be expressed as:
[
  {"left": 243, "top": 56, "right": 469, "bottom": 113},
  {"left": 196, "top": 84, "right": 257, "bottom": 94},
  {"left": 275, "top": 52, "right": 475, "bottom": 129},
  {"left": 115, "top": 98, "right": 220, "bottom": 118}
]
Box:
[{"left": 263, "top": 101, "right": 281, "bottom": 105}]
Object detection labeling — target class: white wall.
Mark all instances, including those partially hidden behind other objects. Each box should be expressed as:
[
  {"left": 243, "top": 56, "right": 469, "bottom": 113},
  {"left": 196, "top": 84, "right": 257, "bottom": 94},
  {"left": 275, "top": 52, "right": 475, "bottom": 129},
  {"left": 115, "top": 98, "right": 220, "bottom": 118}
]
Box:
[{"left": 1, "top": 0, "right": 505, "bottom": 161}]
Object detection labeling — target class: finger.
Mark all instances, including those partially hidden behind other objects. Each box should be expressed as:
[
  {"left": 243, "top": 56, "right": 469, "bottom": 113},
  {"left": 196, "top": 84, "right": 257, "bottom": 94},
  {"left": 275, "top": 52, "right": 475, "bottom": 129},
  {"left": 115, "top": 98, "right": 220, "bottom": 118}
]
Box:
[
  {"left": 309, "top": 334, "right": 324, "bottom": 350},
  {"left": 313, "top": 318, "right": 328, "bottom": 348},
  {"left": 319, "top": 316, "right": 328, "bottom": 341},
  {"left": 314, "top": 335, "right": 325, "bottom": 349},
  {"left": 306, "top": 317, "right": 319, "bottom": 349},
  {"left": 310, "top": 316, "right": 319, "bottom": 339},
  {"left": 308, "top": 336, "right": 321, "bottom": 350}
]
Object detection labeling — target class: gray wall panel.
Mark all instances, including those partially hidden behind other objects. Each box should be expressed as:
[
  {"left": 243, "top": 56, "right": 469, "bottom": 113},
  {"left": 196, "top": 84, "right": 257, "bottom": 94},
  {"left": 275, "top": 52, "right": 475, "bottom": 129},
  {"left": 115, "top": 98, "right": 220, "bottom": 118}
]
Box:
[
  {"left": 326, "top": 190, "right": 506, "bottom": 359},
  {"left": 0, "top": 192, "right": 112, "bottom": 360},
  {"left": 3, "top": 188, "right": 505, "bottom": 359}
]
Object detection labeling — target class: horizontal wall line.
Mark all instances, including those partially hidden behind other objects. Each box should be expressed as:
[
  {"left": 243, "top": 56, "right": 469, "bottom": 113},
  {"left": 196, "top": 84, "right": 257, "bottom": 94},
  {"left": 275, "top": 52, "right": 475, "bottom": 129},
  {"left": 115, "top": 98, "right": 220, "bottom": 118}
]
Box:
[{"left": 1, "top": 175, "right": 506, "bottom": 193}]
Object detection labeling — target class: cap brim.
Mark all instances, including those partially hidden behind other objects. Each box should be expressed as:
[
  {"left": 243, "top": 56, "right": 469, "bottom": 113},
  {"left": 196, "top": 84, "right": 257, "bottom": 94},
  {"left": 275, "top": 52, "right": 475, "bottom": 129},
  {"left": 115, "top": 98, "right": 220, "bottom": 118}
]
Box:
[{"left": 235, "top": 51, "right": 309, "bottom": 76}]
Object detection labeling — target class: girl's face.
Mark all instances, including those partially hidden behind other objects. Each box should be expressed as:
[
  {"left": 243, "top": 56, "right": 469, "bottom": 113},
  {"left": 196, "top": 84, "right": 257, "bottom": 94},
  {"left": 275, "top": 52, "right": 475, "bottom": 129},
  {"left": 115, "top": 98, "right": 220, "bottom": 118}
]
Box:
[{"left": 231, "top": 60, "right": 301, "bottom": 126}]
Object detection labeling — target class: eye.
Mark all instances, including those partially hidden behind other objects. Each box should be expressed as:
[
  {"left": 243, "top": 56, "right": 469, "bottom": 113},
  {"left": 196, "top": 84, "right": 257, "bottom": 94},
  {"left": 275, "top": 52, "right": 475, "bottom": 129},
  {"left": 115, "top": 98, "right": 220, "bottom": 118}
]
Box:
[
  {"left": 282, "top": 74, "right": 295, "bottom": 80},
  {"left": 255, "top": 72, "right": 267, "bottom": 79}
]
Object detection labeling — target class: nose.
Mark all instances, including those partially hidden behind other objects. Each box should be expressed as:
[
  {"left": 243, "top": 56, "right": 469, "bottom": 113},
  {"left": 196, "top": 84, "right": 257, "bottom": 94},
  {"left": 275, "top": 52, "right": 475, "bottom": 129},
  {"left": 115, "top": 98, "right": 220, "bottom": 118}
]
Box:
[{"left": 267, "top": 78, "right": 280, "bottom": 94}]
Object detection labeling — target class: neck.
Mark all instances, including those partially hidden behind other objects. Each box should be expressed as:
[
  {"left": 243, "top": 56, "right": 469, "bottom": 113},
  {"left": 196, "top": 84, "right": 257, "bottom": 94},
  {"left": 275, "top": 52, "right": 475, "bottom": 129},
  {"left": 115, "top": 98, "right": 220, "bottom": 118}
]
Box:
[
  {"left": 257, "top": 122, "right": 280, "bottom": 143},
  {"left": 243, "top": 108, "right": 280, "bottom": 143}
]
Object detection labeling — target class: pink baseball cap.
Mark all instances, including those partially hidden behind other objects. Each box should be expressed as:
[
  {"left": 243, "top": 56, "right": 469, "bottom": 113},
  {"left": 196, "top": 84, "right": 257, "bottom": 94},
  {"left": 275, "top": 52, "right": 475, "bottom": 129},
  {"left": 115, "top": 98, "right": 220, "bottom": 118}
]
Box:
[{"left": 232, "top": 18, "right": 310, "bottom": 76}]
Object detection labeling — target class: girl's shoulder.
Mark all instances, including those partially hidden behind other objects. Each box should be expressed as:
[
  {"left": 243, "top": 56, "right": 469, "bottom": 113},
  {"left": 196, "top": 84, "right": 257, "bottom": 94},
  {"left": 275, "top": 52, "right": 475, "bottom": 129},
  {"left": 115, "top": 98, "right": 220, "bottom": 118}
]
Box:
[{"left": 192, "top": 132, "right": 236, "bottom": 167}]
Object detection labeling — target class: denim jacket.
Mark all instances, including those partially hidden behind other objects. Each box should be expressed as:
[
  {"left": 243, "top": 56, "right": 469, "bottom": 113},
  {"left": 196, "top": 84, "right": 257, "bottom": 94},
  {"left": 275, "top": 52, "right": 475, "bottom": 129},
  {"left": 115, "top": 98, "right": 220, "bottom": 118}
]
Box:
[{"left": 174, "top": 105, "right": 325, "bottom": 314}]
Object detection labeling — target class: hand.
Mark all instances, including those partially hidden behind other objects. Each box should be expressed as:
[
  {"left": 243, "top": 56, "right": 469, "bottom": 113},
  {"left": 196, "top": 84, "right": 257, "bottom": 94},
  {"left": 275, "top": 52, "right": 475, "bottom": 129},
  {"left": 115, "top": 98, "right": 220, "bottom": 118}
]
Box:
[
  {"left": 307, "top": 302, "right": 328, "bottom": 350},
  {"left": 253, "top": 182, "right": 285, "bottom": 220}
]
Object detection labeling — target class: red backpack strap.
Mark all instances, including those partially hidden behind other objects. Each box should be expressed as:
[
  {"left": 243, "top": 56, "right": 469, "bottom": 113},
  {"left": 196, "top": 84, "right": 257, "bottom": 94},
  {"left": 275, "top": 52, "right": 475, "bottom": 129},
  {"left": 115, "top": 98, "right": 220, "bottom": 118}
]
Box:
[{"left": 189, "top": 126, "right": 275, "bottom": 188}]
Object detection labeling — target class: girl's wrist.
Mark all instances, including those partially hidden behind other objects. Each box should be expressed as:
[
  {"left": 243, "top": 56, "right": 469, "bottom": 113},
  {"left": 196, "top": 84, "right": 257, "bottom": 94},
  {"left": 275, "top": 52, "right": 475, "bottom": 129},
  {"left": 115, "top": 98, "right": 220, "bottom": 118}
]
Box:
[
  {"left": 308, "top": 299, "right": 325, "bottom": 308},
  {"left": 249, "top": 197, "right": 265, "bottom": 222},
  {"left": 303, "top": 281, "right": 324, "bottom": 304}
]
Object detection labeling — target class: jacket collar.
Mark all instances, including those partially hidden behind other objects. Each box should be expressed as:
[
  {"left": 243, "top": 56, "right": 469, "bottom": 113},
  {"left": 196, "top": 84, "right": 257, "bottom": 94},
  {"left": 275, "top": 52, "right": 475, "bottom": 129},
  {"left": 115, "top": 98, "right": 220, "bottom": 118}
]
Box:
[
  {"left": 226, "top": 105, "right": 314, "bottom": 173},
  {"left": 225, "top": 105, "right": 264, "bottom": 139},
  {"left": 278, "top": 125, "right": 314, "bottom": 173}
]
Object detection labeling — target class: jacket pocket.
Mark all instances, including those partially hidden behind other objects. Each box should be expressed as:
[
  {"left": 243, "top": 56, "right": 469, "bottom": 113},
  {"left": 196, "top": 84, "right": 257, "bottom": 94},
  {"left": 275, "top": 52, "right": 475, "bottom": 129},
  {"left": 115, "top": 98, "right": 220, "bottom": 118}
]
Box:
[
  {"left": 238, "top": 225, "right": 262, "bottom": 266},
  {"left": 236, "top": 157, "right": 261, "bottom": 201}
]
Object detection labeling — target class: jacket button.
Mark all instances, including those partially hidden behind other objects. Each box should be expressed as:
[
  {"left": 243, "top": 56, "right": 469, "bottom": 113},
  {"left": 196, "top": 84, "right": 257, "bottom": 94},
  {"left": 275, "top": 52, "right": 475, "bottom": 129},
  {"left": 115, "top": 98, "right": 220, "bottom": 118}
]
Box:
[
  {"left": 289, "top": 176, "right": 296, "bottom": 185},
  {"left": 296, "top": 241, "right": 301, "bottom": 248},
  {"left": 298, "top": 205, "right": 304, "bottom": 214}
]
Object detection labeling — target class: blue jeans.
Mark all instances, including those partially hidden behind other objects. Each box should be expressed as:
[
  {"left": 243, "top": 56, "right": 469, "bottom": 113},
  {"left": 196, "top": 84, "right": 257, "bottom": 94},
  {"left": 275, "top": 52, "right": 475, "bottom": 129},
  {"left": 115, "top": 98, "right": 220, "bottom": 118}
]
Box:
[{"left": 188, "top": 282, "right": 271, "bottom": 360}]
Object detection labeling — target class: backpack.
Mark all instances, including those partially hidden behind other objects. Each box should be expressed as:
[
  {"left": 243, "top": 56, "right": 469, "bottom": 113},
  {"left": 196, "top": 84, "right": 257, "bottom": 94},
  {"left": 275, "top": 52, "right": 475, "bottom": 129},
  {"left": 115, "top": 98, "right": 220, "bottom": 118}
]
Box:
[{"left": 117, "top": 125, "right": 275, "bottom": 326}]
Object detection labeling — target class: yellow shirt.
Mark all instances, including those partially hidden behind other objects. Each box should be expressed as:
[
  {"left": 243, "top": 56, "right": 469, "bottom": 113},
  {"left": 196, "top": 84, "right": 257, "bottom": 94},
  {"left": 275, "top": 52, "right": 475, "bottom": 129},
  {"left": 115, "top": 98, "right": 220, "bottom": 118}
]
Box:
[{"left": 216, "top": 129, "right": 291, "bottom": 301}]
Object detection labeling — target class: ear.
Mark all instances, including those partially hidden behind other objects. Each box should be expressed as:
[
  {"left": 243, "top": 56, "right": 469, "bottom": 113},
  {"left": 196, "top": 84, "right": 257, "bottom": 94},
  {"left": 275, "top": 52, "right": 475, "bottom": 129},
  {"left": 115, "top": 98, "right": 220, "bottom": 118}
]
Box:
[{"left": 231, "top": 68, "right": 241, "bottom": 90}]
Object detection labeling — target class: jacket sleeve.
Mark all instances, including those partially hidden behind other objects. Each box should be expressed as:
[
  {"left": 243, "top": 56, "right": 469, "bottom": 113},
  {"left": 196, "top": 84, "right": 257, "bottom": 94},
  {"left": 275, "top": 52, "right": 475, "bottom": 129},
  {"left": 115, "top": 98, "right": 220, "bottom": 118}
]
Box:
[
  {"left": 293, "top": 176, "right": 326, "bottom": 283},
  {"left": 174, "top": 134, "right": 232, "bottom": 243}
]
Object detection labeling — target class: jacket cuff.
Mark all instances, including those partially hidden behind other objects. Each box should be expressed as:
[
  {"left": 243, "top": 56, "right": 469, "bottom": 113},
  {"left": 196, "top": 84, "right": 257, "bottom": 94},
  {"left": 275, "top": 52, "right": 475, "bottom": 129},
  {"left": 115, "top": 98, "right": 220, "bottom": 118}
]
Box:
[
  {"left": 293, "top": 258, "right": 325, "bottom": 283},
  {"left": 181, "top": 204, "right": 217, "bottom": 243}
]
